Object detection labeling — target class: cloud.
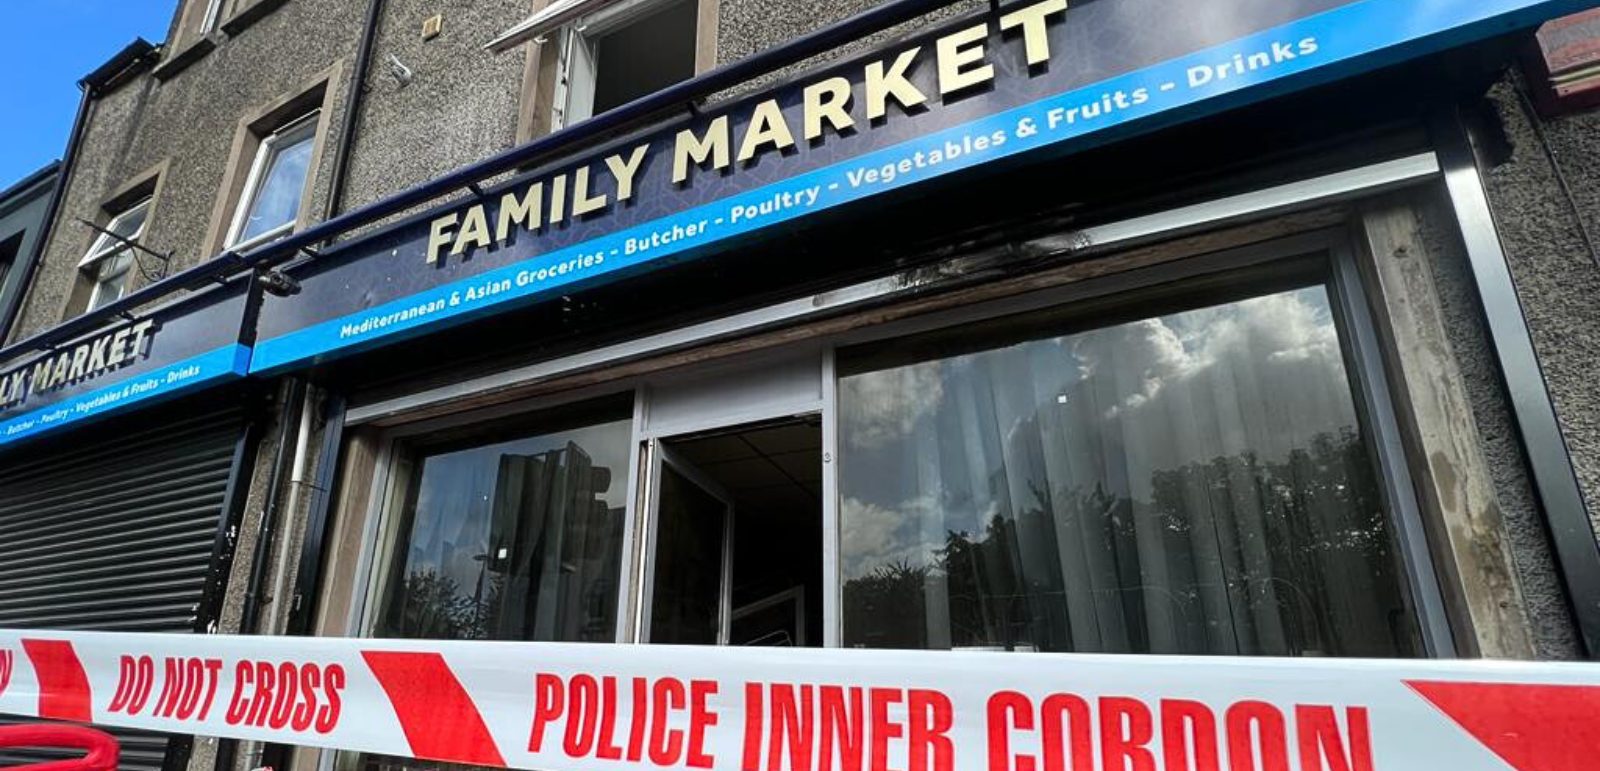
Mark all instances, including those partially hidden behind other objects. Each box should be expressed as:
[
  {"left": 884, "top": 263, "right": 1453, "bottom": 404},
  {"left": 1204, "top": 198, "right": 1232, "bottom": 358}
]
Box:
[
  {"left": 840, "top": 360, "right": 945, "bottom": 450},
  {"left": 1071, "top": 316, "right": 1197, "bottom": 416},
  {"left": 840, "top": 494, "right": 942, "bottom": 579},
  {"left": 838, "top": 287, "right": 1355, "bottom": 478},
  {"left": 1196, "top": 290, "right": 1342, "bottom": 369}
]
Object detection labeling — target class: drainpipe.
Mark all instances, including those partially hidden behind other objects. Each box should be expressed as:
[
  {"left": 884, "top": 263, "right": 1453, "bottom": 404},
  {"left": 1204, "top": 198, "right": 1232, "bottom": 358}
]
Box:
[
  {"left": 218, "top": 377, "right": 303, "bottom": 771},
  {"left": 240, "top": 377, "right": 306, "bottom": 636},
  {"left": 326, "top": 0, "right": 386, "bottom": 219},
  {"left": 267, "top": 390, "right": 316, "bottom": 632}
]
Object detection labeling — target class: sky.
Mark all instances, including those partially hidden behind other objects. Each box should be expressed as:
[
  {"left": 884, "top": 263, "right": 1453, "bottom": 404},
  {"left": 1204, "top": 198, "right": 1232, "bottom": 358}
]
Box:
[{"left": 0, "top": 0, "right": 176, "bottom": 186}]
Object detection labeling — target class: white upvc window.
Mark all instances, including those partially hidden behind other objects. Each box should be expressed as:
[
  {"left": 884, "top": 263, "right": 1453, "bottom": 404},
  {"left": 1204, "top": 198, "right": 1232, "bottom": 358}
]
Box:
[
  {"left": 225, "top": 110, "right": 319, "bottom": 251},
  {"left": 488, "top": 0, "right": 698, "bottom": 132},
  {"left": 550, "top": 0, "right": 697, "bottom": 130},
  {"left": 200, "top": 0, "right": 226, "bottom": 34},
  {"left": 78, "top": 198, "right": 151, "bottom": 312}
]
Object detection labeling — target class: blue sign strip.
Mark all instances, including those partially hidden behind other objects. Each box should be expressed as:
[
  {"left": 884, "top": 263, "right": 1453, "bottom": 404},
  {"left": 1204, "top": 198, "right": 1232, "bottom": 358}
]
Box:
[
  {"left": 249, "top": 0, "right": 1580, "bottom": 373},
  {"left": 0, "top": 345, "right": 252, "bottom": 446}
]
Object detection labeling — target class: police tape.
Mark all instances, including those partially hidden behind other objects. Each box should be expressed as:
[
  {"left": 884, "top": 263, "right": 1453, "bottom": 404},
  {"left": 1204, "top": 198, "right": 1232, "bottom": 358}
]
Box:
[{"left": 0, "top": 629, "right": 1597, "bottom": 770}]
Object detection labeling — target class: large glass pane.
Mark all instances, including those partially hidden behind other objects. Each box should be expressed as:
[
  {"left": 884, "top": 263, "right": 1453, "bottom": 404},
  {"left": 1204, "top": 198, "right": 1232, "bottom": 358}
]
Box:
[
  {"left": 372, "top": 407, "right": 633, "bottom": 643},
  {"left": 838, "top": 283, "right": 1421, "bottom": 658}
]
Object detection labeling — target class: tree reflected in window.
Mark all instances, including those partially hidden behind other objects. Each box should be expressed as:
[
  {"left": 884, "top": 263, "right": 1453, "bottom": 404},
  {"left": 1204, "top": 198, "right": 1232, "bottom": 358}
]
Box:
[
  {"left": 372, "top": 407, "right": 633, "bottom": 644},
  {"left": 838, "top": 283, "right": 1421, "bottom": 658}
]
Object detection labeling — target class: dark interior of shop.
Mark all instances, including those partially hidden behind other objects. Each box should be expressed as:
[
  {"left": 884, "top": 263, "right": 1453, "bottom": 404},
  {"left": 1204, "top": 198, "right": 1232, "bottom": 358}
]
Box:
[{"left": 658, "top": 416, "right": 824, "bottom": 647}]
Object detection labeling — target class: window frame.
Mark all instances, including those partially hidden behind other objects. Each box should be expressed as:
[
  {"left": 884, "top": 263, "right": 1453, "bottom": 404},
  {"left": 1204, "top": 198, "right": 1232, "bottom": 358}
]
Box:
[
  {"left": 550, "top": 0, "right": 699, "bottom": 130},
  {"left": 224, "top": 110, "right": 321, "bottom": 251},
  {"left": 78, "top": 197, "right": 152, "bottom": 313},
  {"left": 345, "top": 386, "right": 646, "bottom": 646},
  {"left": 820, "top": 230, "right": 1456, "bottom": 656},
  {"left": 330, "top": 231, "right": 1453, "bottom": 659},
  {"left": 199, "top": 0, "right": 226, "bottom": 35},
  {"left": 518, "top": 0, "right": 715, "bottom": 141}
]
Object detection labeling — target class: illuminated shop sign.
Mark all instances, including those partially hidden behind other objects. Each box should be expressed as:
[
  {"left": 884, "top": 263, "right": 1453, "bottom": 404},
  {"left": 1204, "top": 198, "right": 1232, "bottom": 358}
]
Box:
[
  {"left": 0, "top": 284, "right": 254, "bottom": 446},
  {"left": 247, "top": 0, "right": 1585, "bottom": 373}
]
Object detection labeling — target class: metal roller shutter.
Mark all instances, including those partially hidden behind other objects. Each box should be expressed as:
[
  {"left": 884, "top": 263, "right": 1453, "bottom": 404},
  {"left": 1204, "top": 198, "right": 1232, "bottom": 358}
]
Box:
[{"left": 0, "top": 405, "right": 248, "bottom": 771}]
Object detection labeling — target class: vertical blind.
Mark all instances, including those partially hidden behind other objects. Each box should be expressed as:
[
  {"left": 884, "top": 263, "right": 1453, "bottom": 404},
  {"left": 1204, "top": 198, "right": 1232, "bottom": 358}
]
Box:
[{"left": 838, "top": 283, "right": 1422, "bottom": 658}]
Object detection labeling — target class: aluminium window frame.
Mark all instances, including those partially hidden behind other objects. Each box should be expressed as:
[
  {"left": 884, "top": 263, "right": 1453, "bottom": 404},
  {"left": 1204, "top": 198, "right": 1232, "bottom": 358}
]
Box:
[
  {"left": 224, "top": 109, "right": 321, "bottom": 252},
  {"left": 326, "top": 153, "right": 1465, "bottom": 662},
  {"left": 818, "top": 231, "right": 1456, "bottom": 656},
  {"left": 333, "top": 229, "right": 1457, "bottom": 659}
]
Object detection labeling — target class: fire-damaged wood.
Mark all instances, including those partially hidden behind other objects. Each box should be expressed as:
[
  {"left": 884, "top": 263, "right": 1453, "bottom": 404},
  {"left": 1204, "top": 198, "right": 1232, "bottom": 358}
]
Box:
[
  {"left": 352, "top": 205, "right": 1349, "bottom": 428},
  {"left": 1356, "top": 198, "right": 1537, "bottom": 659}
]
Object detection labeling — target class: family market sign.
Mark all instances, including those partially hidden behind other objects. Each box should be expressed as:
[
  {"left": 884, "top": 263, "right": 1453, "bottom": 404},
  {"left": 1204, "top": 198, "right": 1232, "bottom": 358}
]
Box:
[
  {"left": 247, "top": 0, "right": 1589, "bottom": 374},
  {"left": 0, "top": 283, "right": 254, "bottom": 447},
  {"left": 0, "top": 0, "right": 1586, "bottom": 448}
]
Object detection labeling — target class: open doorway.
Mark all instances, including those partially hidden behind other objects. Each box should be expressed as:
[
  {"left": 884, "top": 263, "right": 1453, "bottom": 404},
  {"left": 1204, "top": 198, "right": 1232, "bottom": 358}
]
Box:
[{"left": 644, "top": 415, "right": 823, "bottom": 647}]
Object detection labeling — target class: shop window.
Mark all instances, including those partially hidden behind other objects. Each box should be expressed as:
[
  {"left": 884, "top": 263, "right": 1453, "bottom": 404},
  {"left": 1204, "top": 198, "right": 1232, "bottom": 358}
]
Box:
[
  {"left": 551, "top": 0, "right": 699, "bottom": 129},
  {"left": 835, "top": 267, "right": 1425, "bottom": 658},
  {"left": 224, "top": 110, "right": 319, "bottom": 250},
  {"left": 366, "top": 397, "right": 634, "bottom": 643},
  {"left": 76, "top": 198, "right": 151, "bottom": 313}
]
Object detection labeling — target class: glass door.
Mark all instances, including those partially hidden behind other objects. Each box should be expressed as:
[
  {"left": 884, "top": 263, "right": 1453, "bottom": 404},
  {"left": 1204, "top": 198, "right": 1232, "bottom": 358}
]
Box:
[{"left": 642, "top": 440, "right": 734, "bottom": 644}]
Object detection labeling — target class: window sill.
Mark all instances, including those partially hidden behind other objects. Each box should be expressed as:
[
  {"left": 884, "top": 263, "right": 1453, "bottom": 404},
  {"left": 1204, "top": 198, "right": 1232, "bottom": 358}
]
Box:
[
  {"left": 221, "top": 0, "right": 290, "bottom": 37},
  {"left": 151, "top": 35, "right": 218, "bottom": 82},
  {"left": 226, "top": 222, "right": 296, "bottom": 254}
]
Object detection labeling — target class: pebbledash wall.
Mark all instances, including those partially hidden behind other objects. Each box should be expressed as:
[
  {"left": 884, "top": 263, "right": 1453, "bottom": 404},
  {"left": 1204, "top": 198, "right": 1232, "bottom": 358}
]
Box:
[{"left": 0, "top": 1, "right": 1598, "bottom": 770}]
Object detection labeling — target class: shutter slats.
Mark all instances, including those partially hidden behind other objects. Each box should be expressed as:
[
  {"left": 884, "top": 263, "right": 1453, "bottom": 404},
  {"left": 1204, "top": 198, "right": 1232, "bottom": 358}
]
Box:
[{"left": 0, "top": 406, "right": 245, "bottom": 771}]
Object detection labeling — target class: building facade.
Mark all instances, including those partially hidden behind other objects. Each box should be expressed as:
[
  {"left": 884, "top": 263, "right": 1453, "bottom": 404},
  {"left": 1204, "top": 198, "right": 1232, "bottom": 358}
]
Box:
[
  {"left": 1, "top": 0, "right": 1599, "bottom": 769},
  {"left": 0, "top": 163, "right": 60, "bottom": 346}
]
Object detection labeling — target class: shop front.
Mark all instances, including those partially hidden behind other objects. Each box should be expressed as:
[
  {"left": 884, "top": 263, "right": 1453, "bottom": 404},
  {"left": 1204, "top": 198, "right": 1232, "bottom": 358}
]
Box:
[
  {"left": 324, "top": 231, "right": 1445, "bottom": 657},
  {"left": 1, "top": 0, "right": 1596, "bottom": 768},
  {"left": 243, "top": 6, "right": 1596, "bottom": 758},
  {"left": 267, "top": 0, "right": 1594, "bottom": 679},
  {"left": 0, "top": 281, "right": 261, "bottom": 770}
]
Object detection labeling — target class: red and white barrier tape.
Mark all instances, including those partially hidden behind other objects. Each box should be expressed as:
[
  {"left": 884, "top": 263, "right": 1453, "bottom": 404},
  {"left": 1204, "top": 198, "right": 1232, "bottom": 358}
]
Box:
[{"left": 0, "top": 630, "right": 1597, "bottom": 770}]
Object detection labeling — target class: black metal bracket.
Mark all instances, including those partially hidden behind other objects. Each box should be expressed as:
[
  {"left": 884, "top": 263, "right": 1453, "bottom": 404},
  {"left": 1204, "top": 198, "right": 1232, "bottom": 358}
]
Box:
[{"left": 76, "top": 217, "right": 170, "bottom": 265}]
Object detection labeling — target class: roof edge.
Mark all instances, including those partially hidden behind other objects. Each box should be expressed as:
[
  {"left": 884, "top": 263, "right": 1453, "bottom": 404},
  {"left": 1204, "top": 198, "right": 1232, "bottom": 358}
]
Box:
[
  {"left": 79, "top": 38, "right": 161, "bottom": 95},
  {"left": 0, "top": 160, "right": 61, "bottom": 205}
]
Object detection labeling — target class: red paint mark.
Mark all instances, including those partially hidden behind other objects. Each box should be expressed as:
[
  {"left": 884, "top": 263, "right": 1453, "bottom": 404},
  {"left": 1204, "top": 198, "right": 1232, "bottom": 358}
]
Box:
[
  {"left": 362, "top": 651, "right": 505, "bottom": 767},
  {"left": 1407, "top": 680, "right": 1600, "bottom": 771},
  {"left": 21, "top": 640, "right": 92, "bottom": 722}
]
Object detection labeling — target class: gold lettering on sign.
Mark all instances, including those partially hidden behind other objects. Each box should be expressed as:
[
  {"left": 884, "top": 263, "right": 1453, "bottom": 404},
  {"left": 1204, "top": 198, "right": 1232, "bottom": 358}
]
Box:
[{"left": 419, "top": 0, "right": 1080, "bottom": 263}]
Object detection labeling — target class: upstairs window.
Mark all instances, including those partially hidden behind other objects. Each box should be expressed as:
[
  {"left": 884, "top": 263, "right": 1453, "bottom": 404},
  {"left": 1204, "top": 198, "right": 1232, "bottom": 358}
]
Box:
[
  {"left": 552, "top": 0, "right": 699, "bottom": 128},
  {"left": 78, "top": 198, "right": 150, "bottom": 312},
  {"left": 199, "top": 0, "right": 225, "bottom": 34},
  {"left": 225, "top": 110, "right": 318, "bottom": 250},
  {"left": 491, "top": 0, "right": 705, "bottom": 138},
  {"left": 0, "top": 234, "right": 16, "bottom": 294}
]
